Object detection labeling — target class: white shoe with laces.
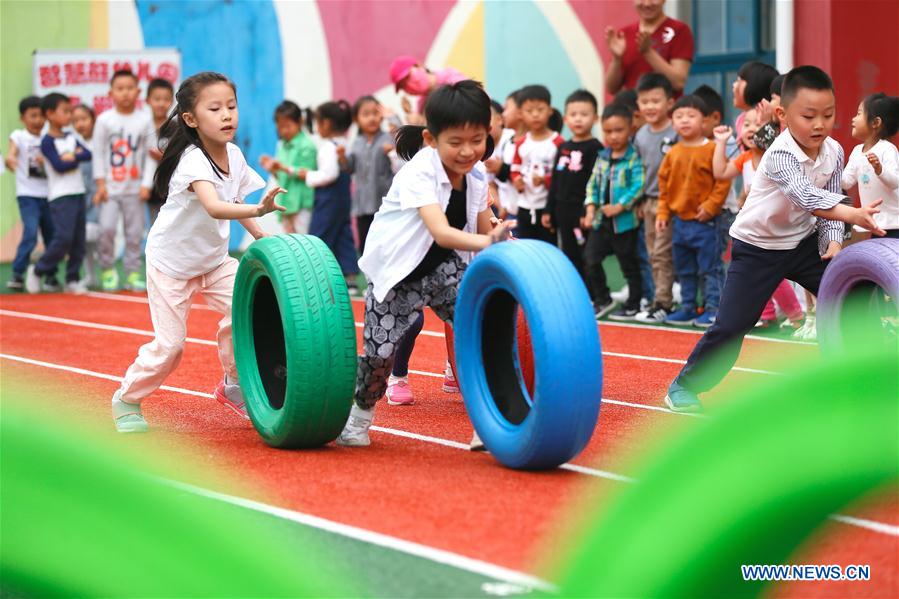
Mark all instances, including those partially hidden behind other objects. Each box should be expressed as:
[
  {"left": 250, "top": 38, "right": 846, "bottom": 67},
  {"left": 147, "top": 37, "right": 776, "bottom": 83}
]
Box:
[{"left": 336, "top": 404, "right": 374, "bottom": 447}]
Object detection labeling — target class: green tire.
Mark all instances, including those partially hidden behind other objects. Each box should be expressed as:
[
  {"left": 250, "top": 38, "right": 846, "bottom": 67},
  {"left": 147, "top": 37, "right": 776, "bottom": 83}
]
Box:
[{"left": 233, "top": 234, "right": 357, "bottom": 448}]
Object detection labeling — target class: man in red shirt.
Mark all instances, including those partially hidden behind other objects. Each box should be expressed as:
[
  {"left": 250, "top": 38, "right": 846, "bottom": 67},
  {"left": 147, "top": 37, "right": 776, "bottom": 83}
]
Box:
[{"left": 604, "top": 0, "right": 694, "bottom": 96}]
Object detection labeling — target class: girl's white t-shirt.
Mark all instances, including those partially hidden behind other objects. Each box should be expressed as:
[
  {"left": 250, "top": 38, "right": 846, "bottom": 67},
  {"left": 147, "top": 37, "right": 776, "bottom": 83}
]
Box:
[
  {"left": 146, "top": 144, "right": 265, "bottom": 279},
  {"left": 842, "top": 139, "right": 899, "bottom": 231}
]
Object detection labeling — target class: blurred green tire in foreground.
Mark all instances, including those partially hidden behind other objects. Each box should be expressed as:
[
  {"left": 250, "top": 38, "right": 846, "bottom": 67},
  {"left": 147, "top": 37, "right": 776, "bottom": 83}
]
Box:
[
  {"left": 560, "top": 346, "right": 898, "bottom": 598},
  {"left": 0, "top": 381, "right": 340, "bottom": 598}
]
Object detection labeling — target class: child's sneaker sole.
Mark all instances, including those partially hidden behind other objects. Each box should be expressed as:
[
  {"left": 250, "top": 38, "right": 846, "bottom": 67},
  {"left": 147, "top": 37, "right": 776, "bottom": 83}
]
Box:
[
  {"left": 114, "top": 414, "right": 149, "bottom": 433},
  {"left": 214, "top": 383, "right": 250, "bottom": 420},
  {"left": 663, "top": 393, "right": 703, "bottom": 413}
]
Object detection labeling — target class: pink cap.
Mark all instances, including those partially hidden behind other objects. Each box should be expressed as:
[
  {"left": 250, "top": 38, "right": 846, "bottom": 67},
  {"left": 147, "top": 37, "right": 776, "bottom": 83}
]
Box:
[{"left": 390, "top": 55, "right": 418, "bottom": 91}]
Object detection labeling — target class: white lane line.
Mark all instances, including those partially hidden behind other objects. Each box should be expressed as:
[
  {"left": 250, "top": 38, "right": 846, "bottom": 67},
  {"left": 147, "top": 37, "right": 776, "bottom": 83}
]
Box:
[
  {"left": 80, "top": 290, "right": 816, "bottom": 346},
  {"left": 158, "top": 478, "right": 557, "bottom": 592},
  {"left": 829, "top": 515, "right": 899, "bottom": 537},
  {"left": 0, "top": 310, "right": 702, "bottom": 418},
  {"left": 0, "top": 352, "right": 634, "bottom": 484},
  {"left": 2, "top": 352, "right": 894, "bottom": 538},
  {"left": 371, "top": 425, "right": 635, "bottom": 483},
  {"left": 0, "top": 308, "right": 777, "bottom": 375},
  {"left": 0, "top": 309, "right": 216, "bottom": 346}
]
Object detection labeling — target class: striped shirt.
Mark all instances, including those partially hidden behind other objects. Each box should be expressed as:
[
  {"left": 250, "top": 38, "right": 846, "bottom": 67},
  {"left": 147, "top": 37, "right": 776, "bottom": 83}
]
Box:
[{"left": 730, "top": 129, "right": 847, "bottom": 254}]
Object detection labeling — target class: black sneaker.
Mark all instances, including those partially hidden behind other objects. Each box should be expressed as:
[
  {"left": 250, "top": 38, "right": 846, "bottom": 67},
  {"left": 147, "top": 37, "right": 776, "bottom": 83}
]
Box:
[
  {"left": 609, "top": 306, "right": 640, "bottom": 321},
  {"left": 6, "top": 275, "right": 24, "bottom": 291},
  {"left": 594, "top": 298, "right": 617, "bottom": 320}
]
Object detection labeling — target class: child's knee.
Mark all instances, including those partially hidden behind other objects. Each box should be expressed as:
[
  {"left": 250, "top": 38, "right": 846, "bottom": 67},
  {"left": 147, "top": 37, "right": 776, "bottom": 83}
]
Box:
[{"left": 157, "top": 339, "right": 185, "bottom": 365}]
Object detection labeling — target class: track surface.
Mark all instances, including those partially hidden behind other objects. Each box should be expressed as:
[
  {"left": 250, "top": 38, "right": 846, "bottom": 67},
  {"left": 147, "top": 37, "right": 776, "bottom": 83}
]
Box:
[{"left": 1, "top": 291, "right": 896, "bottom": 597}]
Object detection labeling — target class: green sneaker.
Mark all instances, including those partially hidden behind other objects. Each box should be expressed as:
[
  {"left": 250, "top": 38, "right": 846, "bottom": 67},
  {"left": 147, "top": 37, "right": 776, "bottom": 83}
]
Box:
[
  {"left": 100, "top": 268, "right": 119, "bottom": 291},
  {"left": 112, "top": 389, "right": 148, "bottom": 433},
  {"left": 125, "top": 271, "right": 147, "bottom": 292}
]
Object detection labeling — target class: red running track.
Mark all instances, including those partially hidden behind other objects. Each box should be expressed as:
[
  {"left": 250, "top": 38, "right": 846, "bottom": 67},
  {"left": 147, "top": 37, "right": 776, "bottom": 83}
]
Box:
[{"left": 0, "top": 292, "right": 896, "bottom": 597}]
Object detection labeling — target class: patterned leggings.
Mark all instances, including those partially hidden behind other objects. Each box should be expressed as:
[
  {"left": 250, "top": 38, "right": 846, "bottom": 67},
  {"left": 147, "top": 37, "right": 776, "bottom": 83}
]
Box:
[{"left": 355, "top": 254, "right": 466, "bottom": 409}]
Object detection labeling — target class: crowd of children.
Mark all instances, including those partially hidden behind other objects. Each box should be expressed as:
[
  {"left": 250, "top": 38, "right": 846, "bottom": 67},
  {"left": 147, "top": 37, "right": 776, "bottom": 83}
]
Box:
[{"left": 4, "top": 60, "right": 897, "bottom": 431}]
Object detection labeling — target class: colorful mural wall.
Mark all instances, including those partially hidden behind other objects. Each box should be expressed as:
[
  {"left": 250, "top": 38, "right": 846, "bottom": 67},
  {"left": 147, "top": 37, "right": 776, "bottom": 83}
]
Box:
[{"left": 1, "top": 0, "right": 637, "bottom": 259}]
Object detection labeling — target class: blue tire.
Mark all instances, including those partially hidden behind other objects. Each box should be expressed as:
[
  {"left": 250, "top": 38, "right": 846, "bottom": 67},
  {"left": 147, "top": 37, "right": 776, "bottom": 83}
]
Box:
[{"left": 454, "top": 240, "right": 603, "bottom": 470}]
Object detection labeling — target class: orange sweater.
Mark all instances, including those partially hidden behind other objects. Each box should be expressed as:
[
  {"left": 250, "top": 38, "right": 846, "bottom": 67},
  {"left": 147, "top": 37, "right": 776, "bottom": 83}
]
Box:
[{"left": 657, "top": 141, "right": 731, "bottom": 222}]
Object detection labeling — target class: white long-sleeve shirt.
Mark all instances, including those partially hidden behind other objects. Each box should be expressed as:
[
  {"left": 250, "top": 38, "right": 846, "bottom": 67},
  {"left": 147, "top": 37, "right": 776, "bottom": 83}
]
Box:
[
  {"left": 842, "top": 139, "right": 899, "bottom": 231},
  {"left": 304, "top": 136, "right": 346, "bottom": 188},
  {"left": 730, "top": 129, "right": 847, "bottom": 254}
]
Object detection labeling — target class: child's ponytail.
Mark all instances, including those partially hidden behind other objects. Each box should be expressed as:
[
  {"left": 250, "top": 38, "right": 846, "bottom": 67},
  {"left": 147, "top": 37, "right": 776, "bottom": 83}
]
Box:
[
  {"left": 864, "top": 93, "right": 899, "bottom": 140},
  {"left": 304, "top": 107, "right": 315, "bottom": 133},
  {"left": 152, "top": 72, "right": 236, "bottom": 203},
  {"left": 394, "top": 125, "right": 426, "bottom": 161}
]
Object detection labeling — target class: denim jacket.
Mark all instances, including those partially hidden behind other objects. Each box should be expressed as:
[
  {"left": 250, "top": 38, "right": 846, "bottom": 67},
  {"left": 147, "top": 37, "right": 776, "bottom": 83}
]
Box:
[{"left": 585, "top": 143, "right": 645, "bottom": 233}]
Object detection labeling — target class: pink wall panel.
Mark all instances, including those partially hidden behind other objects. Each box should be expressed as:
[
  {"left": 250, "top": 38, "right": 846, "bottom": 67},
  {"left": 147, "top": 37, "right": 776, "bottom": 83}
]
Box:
[{"left": 316, "top": 0, "right": 455, "bottom": 101}]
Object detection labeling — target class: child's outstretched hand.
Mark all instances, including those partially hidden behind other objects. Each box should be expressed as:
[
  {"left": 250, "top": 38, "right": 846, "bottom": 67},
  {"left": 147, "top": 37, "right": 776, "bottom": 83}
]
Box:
[
  {"left": 852, "top": 198, "right": 886, "bottom": 236},
  {"left": 866, "top": 153, "right": 883, "bottom": 175},
  {"left": 256, "top": 186, "right": 287, "bottom": 216},
  {"left": 713, "top": 125, "right": 733, "bottom": 143},
  {"left": 488, "top": 220, "right": 514, "bottom": 245},
  {"left": 821, "top": 240, "right": 842, "bottom": 261}
]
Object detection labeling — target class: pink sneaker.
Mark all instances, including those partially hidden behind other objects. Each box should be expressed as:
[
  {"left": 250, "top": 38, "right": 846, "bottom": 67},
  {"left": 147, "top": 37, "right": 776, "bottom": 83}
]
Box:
[
  {"left": 386, "top": 377, "right": 415, "bottom": 406},
  {"left": 442, "top": 363, "right": 460, "bottom": 393},
  {"left": 213, "top": 375, "right": 250, "bottom": 420}
]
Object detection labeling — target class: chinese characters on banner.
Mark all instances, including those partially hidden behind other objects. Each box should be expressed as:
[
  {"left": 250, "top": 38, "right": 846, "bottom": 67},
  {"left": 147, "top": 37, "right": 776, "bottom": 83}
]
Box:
[{"left": 33, "top": 49, "right": 181, "bottom": 115}]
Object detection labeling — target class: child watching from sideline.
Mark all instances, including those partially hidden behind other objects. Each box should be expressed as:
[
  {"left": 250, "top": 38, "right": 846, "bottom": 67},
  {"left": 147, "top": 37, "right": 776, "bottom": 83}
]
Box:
[
  {"left": 656, "top": 95, "right": 731, "bottom": 328},
  {"left": 340, "top": 95, "right": 396, "bottom": 253},
  {"left": 842, "top": 92, "right": 899, "bottom": 238},
  {"left": 665, "top": 66, "right": 885, "bottom": 413},
  {"left": 633, "top": 73, "right": 678, "bottom": 323},
  {"left": 92, "top": 69, "right": 156, "bottom": 291},
  {"left": 583, "top": 103, "right": 645, "bottom": 321},
  {"left": 260, "top": 100, "right": 317, "bottom": 234},
  {"left": 543, "top": 89, "right": 603, "bottom": 278},
  {"left": 297, "top": 100, "right": 360, "bottom": 294},
  {"left": 5, "top": 96, "right": 51, "bottom": 290},
  {"left": 509, "top": 84, "right": 563, "bottom": 243},
  {"left": 143, "top": 78, "right": 175, "bottom": 224},
  {"left": 72, "top": 104, "right": 100, "bottom": 289},
  {"left": 26, "top": 93, "right": 92, "bottom": 294}
]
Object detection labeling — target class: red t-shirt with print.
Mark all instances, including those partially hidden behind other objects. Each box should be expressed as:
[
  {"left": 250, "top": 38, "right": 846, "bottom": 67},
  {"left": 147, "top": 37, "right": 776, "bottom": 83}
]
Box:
[{"left": 620, "top": 17, "right": 695, "bottom": 91}]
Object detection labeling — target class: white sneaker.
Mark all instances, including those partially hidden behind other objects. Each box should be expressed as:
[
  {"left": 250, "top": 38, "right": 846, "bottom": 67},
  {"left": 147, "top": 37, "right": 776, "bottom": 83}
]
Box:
[
  {"left": 336, "top": 404, "right": 374, "bottom": 447},
  {"left": 25, "top": 265, "right": 41, "bottom": 294},
  {"left": 112, "top": 389, "right": 149, "bottom": 433},
  {"left": 469, "top": 430, "right": 486, "bottom": 451},
  {"left": 635, "top": 304, "right": 670, "bottom": 324},
  {"left": 793, "top": 315, "right": 817, "bottom": 341},
  {"left": 610, "top": 285, "right": 629, "bottom": 303},
  {"left": 65, "top": 280, "right": 88, "bottom": 295}
]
